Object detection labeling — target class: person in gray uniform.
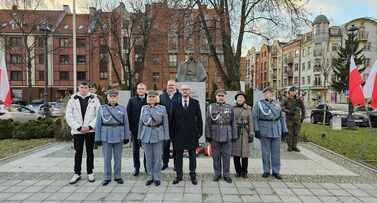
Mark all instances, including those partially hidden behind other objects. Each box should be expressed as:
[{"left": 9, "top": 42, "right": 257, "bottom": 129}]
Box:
[
  {"left": 206, "top": 89, "right": 237, "bottom": 183},
  {"left": 95, "top": 89, "right": 130, "bottom": 186},
  {"left": 252, "top": 87, "right": 288, "bottom": 180},
  {"left": 138, "top": 90, "right": 169, "bottom": 186}
]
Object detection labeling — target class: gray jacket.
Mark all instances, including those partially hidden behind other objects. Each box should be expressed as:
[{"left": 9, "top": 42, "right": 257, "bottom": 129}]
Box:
[
  {"left": 137, "top": 105, "right": 170, "bottom": 144},
  {"left": 252, "top": 99, "right": 288, "bottom": 138},
  {"left": 205, "top": 103, "right": 237, "bottom": 142}
]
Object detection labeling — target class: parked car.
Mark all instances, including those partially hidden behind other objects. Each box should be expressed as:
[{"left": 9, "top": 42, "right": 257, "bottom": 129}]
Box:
[
  {"left": 0, "top": 105, "right": 43, "bottom": 123},
  {"left": 354, "top": 106, "right": 377, "bottom": 128},
  {"left": 310, "top": 104, "right": 369, "bottom": 127}
]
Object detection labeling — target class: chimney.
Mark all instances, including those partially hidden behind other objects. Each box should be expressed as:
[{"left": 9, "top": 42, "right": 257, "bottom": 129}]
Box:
[
  {"left": 63, "top": 5, "right": 71, "bottom": 13},
  {"left": 12, "top": 5, "right": 18, "bottom": 10}
]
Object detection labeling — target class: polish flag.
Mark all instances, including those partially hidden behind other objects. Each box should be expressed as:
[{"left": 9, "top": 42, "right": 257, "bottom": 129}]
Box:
[
  {"left": 0, "top": 44, "right": 12, "bottom": 107},
  {"left": 363, "top": 59, "right": 377, "bottom": 109},
  {"left": 348, "top": 56, "right": 365, "bottom": 106}
]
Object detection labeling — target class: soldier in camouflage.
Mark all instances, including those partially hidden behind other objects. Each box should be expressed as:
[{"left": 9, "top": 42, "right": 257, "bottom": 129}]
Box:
[{"left": 281, "top": 86, "right": 305, "bottom": 152}]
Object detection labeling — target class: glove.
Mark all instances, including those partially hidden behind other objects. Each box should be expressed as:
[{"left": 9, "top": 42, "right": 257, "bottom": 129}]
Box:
[
  {"left": 248, "top": 136, "right": 253, "bottom": 143},
  {"left": 254, "top": 131, "right": 261, "bottom": 139},
  {"left": 95, "top": 141, "right": 102, "bottom": 146},
  {"left": 124, "top": 139, "right": 129, "bottom": 144},
  {"left": 205, "top": 137, "right": 212, "bottom": 143}
]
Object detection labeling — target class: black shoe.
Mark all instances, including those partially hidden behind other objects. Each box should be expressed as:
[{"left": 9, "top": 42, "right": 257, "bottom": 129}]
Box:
[
  {"left": 223, "top": 177, "right": 232, "bottom": 183},
  {"left": 293, "top": 148, "right": 300, "bottom": 152},
  {"left": 235, "top": 173, "right": 241, "bottom": 177},
  {"left": 114, "top": 178, "right": 124, "bottom": 184},
  {"left": 288, "top": 148, "right": 293, "bottom": 152},
  {"left": 172, "top": 177, "right": 182, "bottom": 184},
  {"left": 161, "top": 164, "right": 168, "bottom": 171},
  {"left": 242, "top": 173, "right": 248, "bottom": 178},
  {"left": 262, "top": 173, "right": 270, "bottom": 178},
  {"left": 132, "top": 169, "right": 139, "bottom": 176},
  {"left": 272, "top": 173, "right": 282, "bottom": 180},
  {"left": 154, "top": 180, "right": 161, "bottom": 186},
  {"left": 145, "top": 179, "right": 153, "bottom": 186},
  {"left": 213, "top": 176, "right": 221, "bottom": 182},
  {"left": 191, "top": 177, "right": 198, "bottom": 185},
  {"left": 102, "top": 180, "right": 111, "bottom": 186}
]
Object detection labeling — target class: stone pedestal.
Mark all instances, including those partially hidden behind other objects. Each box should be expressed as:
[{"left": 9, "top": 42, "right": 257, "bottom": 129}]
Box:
[{"left": 177, "top": 82, "right": 206, "bottom": 143}]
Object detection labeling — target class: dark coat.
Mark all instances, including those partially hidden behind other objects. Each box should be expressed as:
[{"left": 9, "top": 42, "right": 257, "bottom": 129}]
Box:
[
  {"left": 159, "top": 90, "right": 181, "bottom": 138},
  {"left": 171, "top": 98, "right": 203, "bottom": 150},
  {"left": 126, "top": 95, "right": 147, "bottom": 139}
]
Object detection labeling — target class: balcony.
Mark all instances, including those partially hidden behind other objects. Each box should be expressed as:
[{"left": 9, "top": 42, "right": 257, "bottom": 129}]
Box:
[
  {"left": 358, "top": 31, "right": 369, "bottom": 41},
  {"left": 313, "top": 65, "right": 321, "bottom": 72}
]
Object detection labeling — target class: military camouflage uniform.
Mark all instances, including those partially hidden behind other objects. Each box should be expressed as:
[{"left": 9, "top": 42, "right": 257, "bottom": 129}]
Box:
[{"left": 281, "top": 96, "right": 305, "bottom": 151}]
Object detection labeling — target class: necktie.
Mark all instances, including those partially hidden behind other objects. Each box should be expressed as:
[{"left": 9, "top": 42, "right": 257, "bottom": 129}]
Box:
[{"left": 184, "top": 101, "right": 188, "bottom": 109}]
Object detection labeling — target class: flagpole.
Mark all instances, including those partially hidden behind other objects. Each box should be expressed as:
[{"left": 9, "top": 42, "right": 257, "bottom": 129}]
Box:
[{"left": 72, "top": 0, "right": 77, "bottom": 93}]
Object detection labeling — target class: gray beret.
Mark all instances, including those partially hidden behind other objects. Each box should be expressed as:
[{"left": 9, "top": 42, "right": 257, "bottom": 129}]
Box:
[
  {"left": 106, "top": 89, "right": 119, "bottom": 96},
  {"left": 147, "top": 90, "right": 159, "bottom": 97},
  {"left": 262, "top": 86, "right": 273, "bottom": 93}
]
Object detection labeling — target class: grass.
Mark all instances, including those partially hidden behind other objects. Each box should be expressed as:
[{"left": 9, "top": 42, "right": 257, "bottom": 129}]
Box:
[
  {"left": 301, "top": 123, "right": 377, "bottom": 168},
  {"left": 0, "top": 138, "right": 52, "bottom": 159}
]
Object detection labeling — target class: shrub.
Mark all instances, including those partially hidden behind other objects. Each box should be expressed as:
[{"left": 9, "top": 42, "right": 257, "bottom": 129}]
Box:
[
  {"left": 0, "top": 120, "right": 15, "bottom": 139},
  {"left": 12, "top": 118, "right": 57, "bottom": 140}
]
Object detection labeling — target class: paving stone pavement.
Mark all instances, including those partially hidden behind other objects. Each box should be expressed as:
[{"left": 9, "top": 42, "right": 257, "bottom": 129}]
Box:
[{"left": 0, "top": 141, "right": 375, "bottom": 203}]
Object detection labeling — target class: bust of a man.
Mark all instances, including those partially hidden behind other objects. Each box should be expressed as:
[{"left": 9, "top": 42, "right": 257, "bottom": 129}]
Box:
[{"left": 176, "top": 55, "right": 207, "bottom": 82}]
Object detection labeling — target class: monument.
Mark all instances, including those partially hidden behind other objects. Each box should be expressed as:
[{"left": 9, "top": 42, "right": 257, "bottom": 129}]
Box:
[{"left": 176, "top": 56, "right": 207, "bottom": 143}]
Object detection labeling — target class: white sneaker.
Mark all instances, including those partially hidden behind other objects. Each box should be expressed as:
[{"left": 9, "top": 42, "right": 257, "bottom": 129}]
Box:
[
  {"left": 88, "top": 173, "right": 95, "bottom": 182},
  {"left": 69, "top": 174, "right": 81, "bottom": 184}
]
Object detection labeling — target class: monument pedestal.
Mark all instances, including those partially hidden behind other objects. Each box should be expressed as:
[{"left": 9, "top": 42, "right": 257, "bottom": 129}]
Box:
[{"left": 177, "top": 82, "right": 206, "bottom": 144}]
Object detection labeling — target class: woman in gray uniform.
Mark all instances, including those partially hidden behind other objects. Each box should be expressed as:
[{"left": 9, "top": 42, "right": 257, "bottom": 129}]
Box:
[
  {"left": 95, "top": 89, "right": 130, "bottom": 186},
  {"left": 138, "top": 90, "right": 170, "bottom": 186}
]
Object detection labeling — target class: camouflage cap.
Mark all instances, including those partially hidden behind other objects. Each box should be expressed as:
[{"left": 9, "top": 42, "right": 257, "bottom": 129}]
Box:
[{"left": 215, "top": 89, "right": 227, "bottom": 96}]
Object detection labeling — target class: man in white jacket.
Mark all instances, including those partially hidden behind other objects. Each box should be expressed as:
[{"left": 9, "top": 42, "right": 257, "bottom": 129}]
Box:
[{"left": 65, "top": 82, "right": 101, "bottom": 184}]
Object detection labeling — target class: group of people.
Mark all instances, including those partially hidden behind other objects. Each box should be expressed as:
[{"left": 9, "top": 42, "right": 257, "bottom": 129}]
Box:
[{"left": 65, "top": 80, "right": 305, "bottom": 187}]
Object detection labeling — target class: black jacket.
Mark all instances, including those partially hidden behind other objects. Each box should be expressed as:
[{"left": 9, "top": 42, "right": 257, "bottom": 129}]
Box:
[
  {"left": 126, "top": 95, "right": 147, "bottom": 138},
  {"left": 171, "top": 98, "right": 203, "bottom": 150},
  {"left": 159, "top": 90, "right": 181, "bottom": 138}
]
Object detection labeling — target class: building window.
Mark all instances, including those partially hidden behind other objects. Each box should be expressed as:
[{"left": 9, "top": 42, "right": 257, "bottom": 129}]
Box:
[
  {"left": 100, "top": 45, "right": 108, "bottom": 80},
  {"left": 77, "top": 71, "right": 86, "bottom": 81},
  {"left": 77, "top": 55, "right": 86, "bottom": 64},
  {"left": 10, "top": 54, "right": 22, "bottom": 64},
  {"left": 59, "top": 71, "right": 69, "bottom": 80},
  {"left": 294, "top": 76, "right": 298, "bottom": 84},
  {"left": 331, "top": 43, "right": 338, "bottom": 51},
  {"left": 302, "top": 63, "right": 305, "bottom": 71},
  {"left": 10, "top": 71, "right": 22, "bottom": 81},
  {"left": 9, "top": 37, "right": 23, "bottom": 47},
  {"left": 59, "top": 38, "right": 70, "bottom": 47},
  {"left": 307, "top": 61, "right": 311, "bottom": 70},
  {"left": 168, "top": 34, "right": 178, "bottom": 50},
  {"left": 151, "top": 55, "right": 160, "bottom": 65},
  {"left": 35, "top": 37, "right": 44, "bottom": 47},
  {"left": 152, "top": 72, "right": 160, "bottom": 82},
  {"left": 77, "top": 38, "right": 86, "bottom": 48},
  {"left": 314, "top": 74, "right": 321, "bottom": 86},
  {"left": 37, "top": 54, "right": 44, "bottom": 64},
  {"left": 168, "top": 54, "right": 177, "bottom": 67},
  {"left": 302, "top": 77, "right": 305, "bottom": 85},
  {"left": 307, "top": 76, "right": 311, "bottom": 84},
  {"left": 294, "top": 63, "right": 299, "bottom": 71},
  {"left": 38, "top": 71, "right": 44, "bottom": 81},
  {"left": 59, "top": 55, "right": 69, "bottom": 64},
  {"left": 169, "top": 72, "right": 176, "bottom": 80}
]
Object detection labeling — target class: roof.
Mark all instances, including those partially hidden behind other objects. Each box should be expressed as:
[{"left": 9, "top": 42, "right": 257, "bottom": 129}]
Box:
[{"left": 313, "top": 14, "right": 330, "bottom": 25}]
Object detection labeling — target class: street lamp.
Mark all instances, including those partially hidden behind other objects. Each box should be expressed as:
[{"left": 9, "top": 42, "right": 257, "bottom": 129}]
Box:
[
  {"left": 39, "top": 22, "right": 51, "bottom": 117},
  {"left": 346, "top": 24, "right": 359, "bottom": 128}
]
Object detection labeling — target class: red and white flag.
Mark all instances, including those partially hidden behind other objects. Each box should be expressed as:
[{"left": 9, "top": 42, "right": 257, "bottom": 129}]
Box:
[
  {"left": 0, "top": 44, "right": 12, "bottom": 106},
  {"left": 348, "top": 56, "right": 364, "bottom": 106},
  {"left": 363, "top": 59, "right": 377, "bottom": 109}
]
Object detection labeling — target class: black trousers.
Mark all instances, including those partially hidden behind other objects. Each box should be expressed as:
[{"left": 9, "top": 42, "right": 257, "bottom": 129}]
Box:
[
  {"left": 233, "top": 156, "right": 248, "bottom": 174},
  {"left": 163, "top": 140, "right": 174, "bottom": 167},
  {"left": 132, "top": 138, "right": 146, "bottom": 171},
  {"left": 73, "top": 132, "right": 95, "bottom": 175},
  {"left": 174, "top": 148, "right": 196, "bottom": 178}
]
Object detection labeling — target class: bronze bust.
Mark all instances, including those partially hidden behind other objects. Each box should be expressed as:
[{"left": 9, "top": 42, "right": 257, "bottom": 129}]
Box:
[{"left": 176, "top": 55, "right": 207, "bottom": 82}]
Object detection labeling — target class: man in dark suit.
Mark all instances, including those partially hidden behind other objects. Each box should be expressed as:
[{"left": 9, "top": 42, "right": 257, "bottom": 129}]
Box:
[
  {"left": 171, "top": 84, "right": 203, "bottom": 185},
  {"left": 159, "top": 80, "right": 181, "bottom": 170},
  {"left": 127, "top": 83, "right": 147, "bottom": 176}
]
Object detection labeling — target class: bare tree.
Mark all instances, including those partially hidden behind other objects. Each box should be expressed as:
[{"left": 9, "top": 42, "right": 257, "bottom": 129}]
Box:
[{"left": 194, "top": 0, "right": 309, "bottom": 89}]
